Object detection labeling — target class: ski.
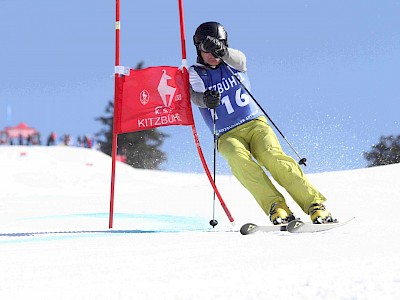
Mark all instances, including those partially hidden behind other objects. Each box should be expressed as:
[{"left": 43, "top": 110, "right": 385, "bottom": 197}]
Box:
[
  {"left": 286, "top": 217, "right": 355, "bottom": 233},
  {"left": 240, "top": 222, "right": 288, "bottom": 235},
  {"left": 240, "top": 217, "right": 355, "bottom": 235}
]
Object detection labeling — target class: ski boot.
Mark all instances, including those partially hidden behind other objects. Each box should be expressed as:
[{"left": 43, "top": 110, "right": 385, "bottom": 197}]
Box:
[
  {"left": 308, "top": 203, "right": 336, "bottom": 224},
  {"left": 269, "top": 201, "right": 296, "bottom": 225}
]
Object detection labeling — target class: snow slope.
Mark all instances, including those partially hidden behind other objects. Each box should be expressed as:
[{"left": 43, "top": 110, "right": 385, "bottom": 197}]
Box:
[{"left": 1, "top": 146, "right": 399, "bottom": 299}]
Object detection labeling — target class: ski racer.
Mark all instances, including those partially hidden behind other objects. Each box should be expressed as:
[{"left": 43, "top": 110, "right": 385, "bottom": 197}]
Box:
[{"left": 189, "top": 21, "right": 335, "bottom": 224}]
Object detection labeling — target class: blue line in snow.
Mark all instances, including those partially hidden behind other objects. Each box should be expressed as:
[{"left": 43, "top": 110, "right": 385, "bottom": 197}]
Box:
[{"left": 0, "top": 213, "right": 210, "bottom": 244}]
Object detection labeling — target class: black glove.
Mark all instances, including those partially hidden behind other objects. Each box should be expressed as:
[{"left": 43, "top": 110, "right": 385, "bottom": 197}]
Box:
[
  {"left": 203, "top": 90, "right": 220, "bottom": 109},
  {"left": 200, "top": 36, "right": 227, "bottom": 58}
]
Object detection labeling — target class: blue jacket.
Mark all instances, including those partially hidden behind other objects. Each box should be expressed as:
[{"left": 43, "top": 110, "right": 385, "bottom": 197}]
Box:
[{"left": 190, "top": 63, "right": 262, "bottom": 136}]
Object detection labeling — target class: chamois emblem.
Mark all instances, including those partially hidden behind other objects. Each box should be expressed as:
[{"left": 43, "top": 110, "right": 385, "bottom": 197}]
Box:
[{"left": 157, "top": 69, "right": 177, "bottom": 107}]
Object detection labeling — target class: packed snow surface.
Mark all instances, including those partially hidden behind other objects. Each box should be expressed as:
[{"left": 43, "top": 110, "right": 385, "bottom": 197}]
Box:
[{"left": 1, "top": 146, "right": 399, "bottom": 299}]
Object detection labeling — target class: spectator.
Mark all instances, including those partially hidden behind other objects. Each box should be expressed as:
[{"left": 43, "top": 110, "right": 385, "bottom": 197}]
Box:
[
  {"left": 47, "top": 132, "right": 56, "bottom": 146},
  {"left": 84, "top": 135, "right": 92, "bottom": 148},
  {"left": 26, "top": 135, "right": 32, "bottom": 145},
  {"left": 63, "top": 134, "right": 71, "bottom": 146},
  {"left": 77, "top": 136, "right": 83, "bottom": 147}
]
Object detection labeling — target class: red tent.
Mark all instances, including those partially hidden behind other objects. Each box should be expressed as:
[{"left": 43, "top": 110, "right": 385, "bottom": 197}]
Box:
[{"left": 4, "top": 122, "right": 39, "bottom": 138}]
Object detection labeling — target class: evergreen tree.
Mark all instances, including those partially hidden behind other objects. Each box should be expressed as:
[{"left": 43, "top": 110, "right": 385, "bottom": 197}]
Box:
[
  {"left": 95, "top": 101, "right": 169, "bottom": 170},
  {"left": 95, "top": 100, "right": 114, "bottom": 156},
  {"left": 364, "top": 135, "right": 400, "bottom": 167}
]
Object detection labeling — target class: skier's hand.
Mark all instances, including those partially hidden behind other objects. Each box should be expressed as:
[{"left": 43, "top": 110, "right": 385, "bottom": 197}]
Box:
[
  {"left": 203, "top": 90, "right": 220, "bottom": 109},
  {"left": 200, "top": 36, "right": 227, "bottom": 58}
]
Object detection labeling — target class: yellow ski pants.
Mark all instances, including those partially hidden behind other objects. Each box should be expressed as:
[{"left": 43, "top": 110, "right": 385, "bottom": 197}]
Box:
[{"left": 218, "top": 116, "right": 326, "bottom": 216}]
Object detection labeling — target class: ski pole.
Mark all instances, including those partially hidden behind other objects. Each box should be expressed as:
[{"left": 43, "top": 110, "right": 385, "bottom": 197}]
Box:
[
  {"left": 209, "top": 108, "right": 218, "bottom": 228},
  {"left": 219, "top": 58, "right": 307, "bottom": 166}
]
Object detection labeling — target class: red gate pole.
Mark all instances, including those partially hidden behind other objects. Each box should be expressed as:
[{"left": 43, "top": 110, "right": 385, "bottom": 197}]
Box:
[
  {"left": 109, "top": 0, "right": 121, "bottom": 229},
  {"left": 177, "top": 0, "right": 235, "bottom": 225}
]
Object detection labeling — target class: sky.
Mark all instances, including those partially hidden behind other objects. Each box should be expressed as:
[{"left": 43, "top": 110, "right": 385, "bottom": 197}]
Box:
[
  {"left": 0, "top": 0, "right": 399, "bottom": 174},
  {"left": 1, "top": 146, "right": 400, "bottom": 299}
]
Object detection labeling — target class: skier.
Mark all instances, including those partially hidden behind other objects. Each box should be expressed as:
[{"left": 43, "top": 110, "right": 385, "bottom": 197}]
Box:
[{"left": 189, "top": 21, "right": 335, "bottom": 224}]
